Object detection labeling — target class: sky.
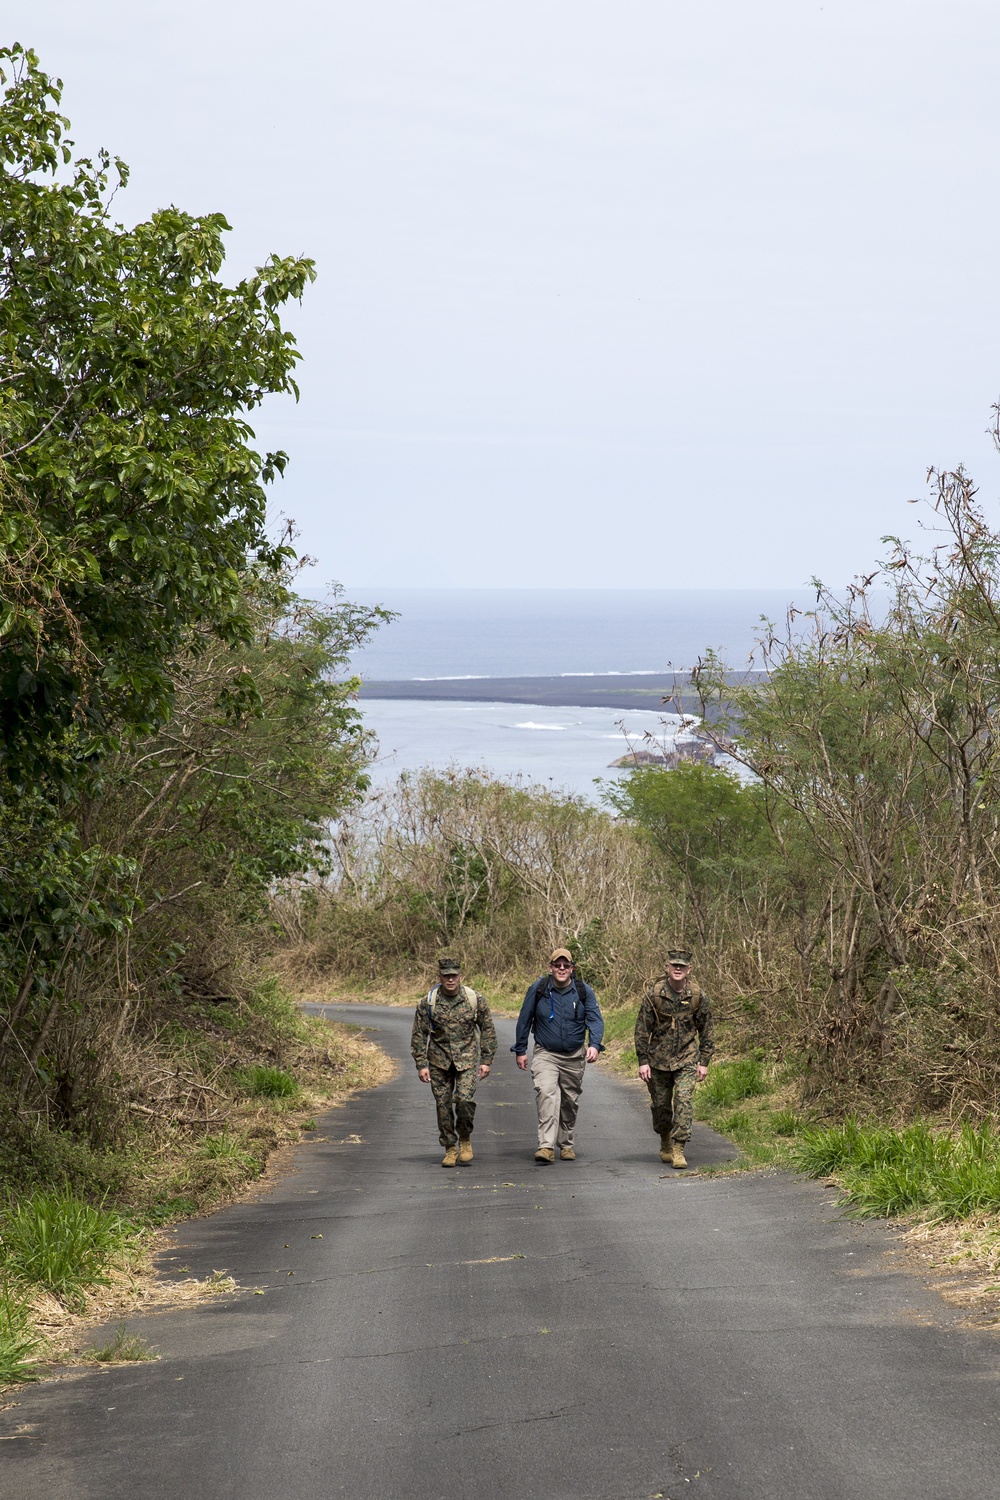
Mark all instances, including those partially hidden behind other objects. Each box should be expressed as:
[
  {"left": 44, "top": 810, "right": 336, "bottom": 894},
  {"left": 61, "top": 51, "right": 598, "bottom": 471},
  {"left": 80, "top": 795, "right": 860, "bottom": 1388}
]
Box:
[{"left": 7, "top": 2, "right": 1000, "bottom": 588}]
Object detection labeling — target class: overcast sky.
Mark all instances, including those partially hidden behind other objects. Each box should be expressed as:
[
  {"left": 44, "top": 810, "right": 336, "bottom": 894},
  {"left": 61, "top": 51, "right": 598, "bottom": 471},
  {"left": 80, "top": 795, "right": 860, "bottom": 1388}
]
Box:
[{"left": 8, "top": 2, "right": 1000, "bottom": 588}]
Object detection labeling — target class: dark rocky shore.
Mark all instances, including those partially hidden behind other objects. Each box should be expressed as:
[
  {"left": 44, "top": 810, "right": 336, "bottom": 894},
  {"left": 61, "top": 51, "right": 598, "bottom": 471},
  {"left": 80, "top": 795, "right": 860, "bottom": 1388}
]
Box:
[{"left": 356, "top": 670, "right": 764, "bottom": 716}]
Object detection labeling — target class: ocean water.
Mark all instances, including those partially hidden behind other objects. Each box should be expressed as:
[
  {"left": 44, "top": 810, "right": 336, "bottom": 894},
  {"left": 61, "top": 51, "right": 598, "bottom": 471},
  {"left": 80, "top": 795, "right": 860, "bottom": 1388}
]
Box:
[
  {"left": 362, "top": 699, "right": 691, "bottom": 801},
  {"left": 344, "top": 588, "right": 807, "bottom": 798},
  {"left": 345, "top": 587, "right": 816, "bottom": 680}
]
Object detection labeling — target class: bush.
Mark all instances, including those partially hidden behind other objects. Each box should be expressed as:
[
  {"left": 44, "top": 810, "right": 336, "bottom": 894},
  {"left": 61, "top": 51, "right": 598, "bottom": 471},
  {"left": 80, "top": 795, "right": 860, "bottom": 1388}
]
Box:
[{"left": 0, "top": 1190, "right": 139, "bottom": 1308}]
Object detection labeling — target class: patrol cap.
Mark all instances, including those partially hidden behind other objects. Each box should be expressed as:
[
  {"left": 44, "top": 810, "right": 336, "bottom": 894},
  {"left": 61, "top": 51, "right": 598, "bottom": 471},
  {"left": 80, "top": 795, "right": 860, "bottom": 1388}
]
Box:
[
  {"left": 437, "top": 957, "right": 462, "bottom": 975},
  {"left": 666, "top": 948, "right": 692, "bottom": 965},
  {"left": 549, "top": 947, "right": 574, "bottom": 965}
]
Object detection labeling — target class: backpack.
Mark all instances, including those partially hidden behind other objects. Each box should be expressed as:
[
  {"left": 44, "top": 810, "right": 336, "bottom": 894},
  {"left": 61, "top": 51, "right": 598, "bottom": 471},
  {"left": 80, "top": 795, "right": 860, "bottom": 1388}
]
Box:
[
  {"left": 651, "top": 977, "right": 704, "bottom": 1018},
  {"left": 426, "top": 984, "right": 478, "bottom": 1026}
]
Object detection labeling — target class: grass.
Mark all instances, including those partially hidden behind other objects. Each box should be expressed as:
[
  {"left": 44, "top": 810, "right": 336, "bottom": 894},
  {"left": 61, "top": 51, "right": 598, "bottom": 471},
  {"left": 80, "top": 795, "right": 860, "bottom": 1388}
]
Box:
[
  {"left": 236, "top": 1064, "right": 301, "bottom": 1100},
  {"left": 0, "top": 1281, "right": 43, "bottom": 1383},
  {"left": 793, "top": 1118, "right": 1000, "bottom": 1222},
  {"left": 699, "top": 1057, "right": 768, "bottom": 1108},
  {"left": 84, "top": 1323, "right": 158, "bottom": 1363},
  {"left": 0, "top": 1189, "right": 141, "bottom": 1310}
]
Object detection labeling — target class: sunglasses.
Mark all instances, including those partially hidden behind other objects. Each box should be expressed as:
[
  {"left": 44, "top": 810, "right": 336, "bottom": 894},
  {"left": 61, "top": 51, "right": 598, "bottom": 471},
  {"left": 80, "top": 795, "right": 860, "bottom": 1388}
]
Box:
[{"left": 551, "top": 960, "right": 573, "bottom": 969}]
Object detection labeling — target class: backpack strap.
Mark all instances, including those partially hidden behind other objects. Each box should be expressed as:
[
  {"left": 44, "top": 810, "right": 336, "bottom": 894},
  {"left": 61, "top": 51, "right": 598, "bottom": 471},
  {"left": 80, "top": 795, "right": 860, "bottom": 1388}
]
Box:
[{"left": 427, "top": 984, "right": 477, "bottom": 1023}]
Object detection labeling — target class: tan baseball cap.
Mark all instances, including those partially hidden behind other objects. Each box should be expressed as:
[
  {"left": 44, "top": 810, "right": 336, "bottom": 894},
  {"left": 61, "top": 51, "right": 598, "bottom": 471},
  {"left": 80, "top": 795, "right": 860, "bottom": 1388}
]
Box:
[{"left": 549, "top": 947, "right": 574, "bottom": 965}]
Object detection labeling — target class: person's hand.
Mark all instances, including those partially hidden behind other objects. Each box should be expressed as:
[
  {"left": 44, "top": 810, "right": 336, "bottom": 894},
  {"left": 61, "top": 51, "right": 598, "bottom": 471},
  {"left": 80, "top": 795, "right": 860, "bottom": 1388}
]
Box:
[
  {"left": 516, "top": 1054, "right": 528, "bottom": 1070},
  {"left": 478, "top": 1063, "right": 491, "bottom": 1079},
  {"left": 586, "top": 1046, "right": 599, "bottom": 1063},
  {"left": 638, "top": 1063, "right": 651, "bottom": 1081},
  {"left": 696, "top": 1065, "right": 709, "bottom": 1081},
  {"left": 418, "top": 1067, "right": 431, "bottom": 1083}
]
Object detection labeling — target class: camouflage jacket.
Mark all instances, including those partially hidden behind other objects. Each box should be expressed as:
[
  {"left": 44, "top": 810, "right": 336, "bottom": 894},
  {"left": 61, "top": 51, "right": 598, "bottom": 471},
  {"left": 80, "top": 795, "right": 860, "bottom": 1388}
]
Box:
[
  {"left": 634, "top": 976, "right": 714, "bottom": 1071},
  {"left": 410, "top": 985, "right": 498, "bottom": 1073}
]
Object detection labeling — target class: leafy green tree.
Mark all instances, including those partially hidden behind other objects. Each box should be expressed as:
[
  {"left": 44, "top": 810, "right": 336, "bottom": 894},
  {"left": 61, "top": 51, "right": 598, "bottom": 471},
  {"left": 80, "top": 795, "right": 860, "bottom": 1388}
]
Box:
[{"left": 0, "top": 43, "right": 313, "bottom": 772}]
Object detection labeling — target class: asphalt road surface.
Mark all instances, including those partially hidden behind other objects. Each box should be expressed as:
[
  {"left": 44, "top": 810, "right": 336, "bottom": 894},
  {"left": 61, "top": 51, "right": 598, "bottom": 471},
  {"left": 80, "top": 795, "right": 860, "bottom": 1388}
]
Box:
[{"left": 3, "top": 1005, "right": 1000, "bottom": 1500}]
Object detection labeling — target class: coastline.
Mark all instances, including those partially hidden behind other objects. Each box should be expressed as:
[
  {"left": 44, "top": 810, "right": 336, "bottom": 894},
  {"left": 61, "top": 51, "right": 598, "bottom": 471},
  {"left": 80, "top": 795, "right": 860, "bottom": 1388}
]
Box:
[{"left": 356, "top": 671, "right": 764, "bottom": 714}]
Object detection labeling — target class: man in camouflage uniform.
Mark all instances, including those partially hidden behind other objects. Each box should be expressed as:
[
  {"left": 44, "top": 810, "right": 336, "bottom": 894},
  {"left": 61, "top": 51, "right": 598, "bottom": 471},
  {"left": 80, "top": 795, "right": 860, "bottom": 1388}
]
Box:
[
  {"left": 634, "top": 947, "right": 714, "bottom": 1169},
  {"left": 411, "top": 957, "right": 497, "bottom": 1168}
]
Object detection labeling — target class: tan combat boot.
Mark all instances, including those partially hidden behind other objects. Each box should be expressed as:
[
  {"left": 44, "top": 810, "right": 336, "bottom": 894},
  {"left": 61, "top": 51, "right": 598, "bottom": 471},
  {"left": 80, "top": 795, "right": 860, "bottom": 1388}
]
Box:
[
  {"left": 671, "top": 1140, "right": 688, "bottom": 1169},
  {"left": 659, "top": 1135, "right": 673, "bottom": 1163},
  {"left": 441, "top": 1144, "right": 458, "bottom": 1168},
  {"left": 458, "top": 1138, "right": 473, "bottom": 1164}
]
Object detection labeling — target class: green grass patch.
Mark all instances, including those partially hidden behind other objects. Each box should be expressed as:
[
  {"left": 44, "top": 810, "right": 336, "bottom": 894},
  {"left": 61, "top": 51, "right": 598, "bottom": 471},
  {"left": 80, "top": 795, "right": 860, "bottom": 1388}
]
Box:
[
  {"left": 236, "top": 1064, "right": 300, "bottom": 1100},
  {"left": 699, "top": 1057, "right": 768, "bottom": 1108},
  {"left": 0, "top": 1281, "right": 43, "bottom": 1383},
  {"left": 0, "top": 1190, "right": 141, "bottom": 1310},
  {"left": 793, "top": 1119, "right": 1000, "bottom": 1221}
]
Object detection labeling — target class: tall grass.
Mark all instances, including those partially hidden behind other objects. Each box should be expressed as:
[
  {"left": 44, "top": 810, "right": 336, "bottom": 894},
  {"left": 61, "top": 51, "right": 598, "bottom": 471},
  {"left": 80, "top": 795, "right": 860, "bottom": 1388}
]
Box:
[
  {"left": 237, "top": 1065, "right": 300, "bottom": 1100},
  {"left": 793, "top": 1120, "right": 1000, "bottom": 1221},
  {"left": 700, "top": 1058, "right": 768, "bottom": 1108},
  {"left": 0, "top": 1281, "right": 42, "bottom": 1383},
  {"left": 0, "top": 1190, "right": 140, "bottom": 1309}
]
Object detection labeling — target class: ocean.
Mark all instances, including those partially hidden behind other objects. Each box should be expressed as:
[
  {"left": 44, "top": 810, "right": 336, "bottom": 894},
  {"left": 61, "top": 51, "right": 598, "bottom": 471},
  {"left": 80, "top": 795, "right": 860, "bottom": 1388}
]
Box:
[{"left": 344, "top": 588, "right": 813, "bottom": 799}]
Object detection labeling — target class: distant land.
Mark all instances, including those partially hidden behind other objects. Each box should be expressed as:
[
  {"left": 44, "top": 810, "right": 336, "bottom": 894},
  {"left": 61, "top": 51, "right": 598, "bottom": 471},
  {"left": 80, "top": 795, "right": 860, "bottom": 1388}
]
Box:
[{"left": 356, "top": 671, "right": 766, "bottom": 716}]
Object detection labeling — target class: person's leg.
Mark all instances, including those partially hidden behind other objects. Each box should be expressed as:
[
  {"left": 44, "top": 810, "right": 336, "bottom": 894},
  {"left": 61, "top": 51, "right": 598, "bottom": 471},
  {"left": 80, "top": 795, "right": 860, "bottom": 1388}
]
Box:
[
  {"left": 454, "top": 1067, "right": 478, "bottom": 1149},
  {"left": 670, "top": 1064, "right": 698, "bottom": 1144},
  {"left": 530, "top": 1047, "right": 561, "bottom": 1151},
  {"left": 645, "top": 1068, "right": 674, "bottom": 1137},
  {"left": 429, "top": 1065, "right": 459, "bottom": 1146},
  {"left": 554, "top": 1049, "right": 586, "bottom": 1150}
]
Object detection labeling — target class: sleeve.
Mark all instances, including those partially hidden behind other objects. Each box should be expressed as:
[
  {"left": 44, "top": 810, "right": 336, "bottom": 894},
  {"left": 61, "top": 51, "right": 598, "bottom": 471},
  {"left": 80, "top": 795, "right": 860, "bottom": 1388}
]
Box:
[
  {"left": 512, "top": 982, "right": 539, "bottom": 1055},
  {"left": 634, "top": 992, "right": 654, "bottom": 1066},
  {"left": 695, "top": 992, "right": 715, "bottom": 1066},
  {"left": 475, "top": 993, "right": 497, "bottom": 1064},
  {"left": 410, "top": 995, "right": 431, "bottom": 1071},
  {"left": 583, "top": 983, "right": 604, "bottom": 1051}
]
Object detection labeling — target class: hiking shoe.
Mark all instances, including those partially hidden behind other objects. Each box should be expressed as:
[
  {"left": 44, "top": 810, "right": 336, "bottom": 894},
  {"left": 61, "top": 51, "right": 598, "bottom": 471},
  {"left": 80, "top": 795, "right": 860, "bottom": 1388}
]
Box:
[
  {"left": 534, "top": 1147, "right": 555, "bottom": 1164},
  {"left": 659, "top": 1135, "right": 673, "bottom": 1164},
  {"left": 441, "top": 1145, "right": 458, "bottom": 1168},
  {"left": 458, "top": 1138, "right": 473, "bottom": 1164},
  {"left": 671, "top": 1141, "right": 688, "bottom": 1169},
  {"left": 559, "top": 1146, "right": 576, "bottom": 1161}
]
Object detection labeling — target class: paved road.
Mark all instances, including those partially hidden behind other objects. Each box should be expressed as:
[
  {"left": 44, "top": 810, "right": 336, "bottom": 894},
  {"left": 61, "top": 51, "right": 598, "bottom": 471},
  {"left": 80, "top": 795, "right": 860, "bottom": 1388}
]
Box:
[{"left": 3, "top": 1006, "right": 1000, "bottom": 1500}]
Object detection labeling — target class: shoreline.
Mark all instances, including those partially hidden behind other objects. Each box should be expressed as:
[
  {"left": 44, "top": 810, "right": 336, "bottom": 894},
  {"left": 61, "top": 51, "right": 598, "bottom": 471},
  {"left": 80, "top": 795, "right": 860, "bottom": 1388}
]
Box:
[{"left": 356, "top": 671, "right": 764, "bottom": 713}]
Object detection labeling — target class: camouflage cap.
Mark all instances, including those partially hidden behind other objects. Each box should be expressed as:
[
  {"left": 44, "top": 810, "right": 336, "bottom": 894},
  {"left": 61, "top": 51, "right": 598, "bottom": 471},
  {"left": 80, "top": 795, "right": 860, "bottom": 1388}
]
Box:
[
  {"left": 549, "top": 947, "right": 574, "bottom": 965},
  {"left": 666, "top": 948, "right": 692, "bottom": 965},
  {"left": 437, "top": 957, "right": 462, "bottom": 975}
]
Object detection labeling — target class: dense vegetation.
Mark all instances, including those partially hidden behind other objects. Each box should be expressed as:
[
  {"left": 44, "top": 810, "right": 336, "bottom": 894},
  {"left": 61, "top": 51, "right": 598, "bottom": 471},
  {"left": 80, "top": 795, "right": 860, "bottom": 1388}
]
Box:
[{"left": 0, "top": 45, "right": 390, "bottom": 1376}]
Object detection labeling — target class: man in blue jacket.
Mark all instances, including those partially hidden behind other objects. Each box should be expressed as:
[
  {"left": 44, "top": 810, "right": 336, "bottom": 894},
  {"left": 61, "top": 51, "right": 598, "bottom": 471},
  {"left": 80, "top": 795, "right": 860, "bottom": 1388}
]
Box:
[{"left": 513, "top": 947, "right": 604, "bottom": 1164}]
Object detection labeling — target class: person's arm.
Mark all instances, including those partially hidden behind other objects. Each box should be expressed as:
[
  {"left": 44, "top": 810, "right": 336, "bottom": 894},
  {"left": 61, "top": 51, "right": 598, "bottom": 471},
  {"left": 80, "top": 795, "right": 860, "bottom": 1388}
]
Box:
[
  {"left": 582, "top": 983, "right": 604, "bottom": 1061},
  {"left": 512, "top": 983, "right": 538, "bottom": 1069},
  {"left": 635, "top": 993, "right": 653, "bottom": 1080},
  {"left": 695, "top": 992, "right": 714, "bottom": 1080},
  {"left": 411, "top": 996, "right": 432, "bottom": 1082},
  {"left": 476, "top": 994, "right": 497, "bottom": 1077}
]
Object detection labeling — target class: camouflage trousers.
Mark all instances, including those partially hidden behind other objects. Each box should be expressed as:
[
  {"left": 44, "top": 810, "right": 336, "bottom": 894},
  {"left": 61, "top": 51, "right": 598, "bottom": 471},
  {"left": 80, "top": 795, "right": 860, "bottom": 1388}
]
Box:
[
  {"left": 644, "top": 1064, "right": 697, "bottom": 1143},
  {"left": 429, "top": 1063, "right": 478, "bottom": 1147}
]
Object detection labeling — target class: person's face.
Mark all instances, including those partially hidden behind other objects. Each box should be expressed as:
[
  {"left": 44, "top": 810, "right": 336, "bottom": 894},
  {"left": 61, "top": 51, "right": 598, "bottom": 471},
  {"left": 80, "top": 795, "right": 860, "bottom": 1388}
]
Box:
[
  {"left": 440, "top": 971, "right": 462, "bottom": 994},
  {"left": 550, "top": 958, "right": 574, "bottom": 983},
  {"left": 666, "top": 962, "right": 691, "bottom": 991}
]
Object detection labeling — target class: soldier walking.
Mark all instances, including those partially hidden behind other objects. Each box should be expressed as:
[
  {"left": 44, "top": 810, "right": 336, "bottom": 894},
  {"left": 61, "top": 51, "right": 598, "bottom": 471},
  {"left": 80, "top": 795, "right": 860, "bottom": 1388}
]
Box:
[
  {"left": 634, "top": 947, "right": 714, "bottom": 1168},
  {"left": 513, "top": 947, "right": 604, "bottom": 1164},
  {"left": 411, "top": 957, "right": 497, "bottom": 1168}
]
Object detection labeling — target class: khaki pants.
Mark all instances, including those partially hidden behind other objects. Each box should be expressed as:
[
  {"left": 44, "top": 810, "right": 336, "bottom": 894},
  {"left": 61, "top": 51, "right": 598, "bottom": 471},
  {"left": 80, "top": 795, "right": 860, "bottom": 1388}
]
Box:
[{"left": 530, "top": 1044, "right": 586, "bottom": 1151}]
